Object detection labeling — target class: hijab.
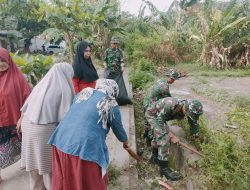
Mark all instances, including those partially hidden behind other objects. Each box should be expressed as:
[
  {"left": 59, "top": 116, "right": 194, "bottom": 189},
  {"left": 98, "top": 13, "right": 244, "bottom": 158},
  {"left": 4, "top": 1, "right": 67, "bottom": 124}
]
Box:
[
  {"left": 72, "top": 41, "right": 99, "bottom": 82},
  {"left": 0, "top": 48, "right": 31, "bottom": 127},
  {"left": 21, "top": 63, "right": 74, "bottom": 125},
  {"left": 75, "top": 79, "right": 119, "bottom": 129}
]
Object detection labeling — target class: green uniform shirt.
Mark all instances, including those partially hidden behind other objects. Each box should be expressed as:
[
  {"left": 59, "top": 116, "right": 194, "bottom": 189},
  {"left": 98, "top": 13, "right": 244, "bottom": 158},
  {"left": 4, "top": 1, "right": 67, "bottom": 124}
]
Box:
[
  {"left": 104, "top": 47, "right": 124, "bottom": 72},
  {"left": 144, "top": 78, "right": 171, "bottom": 109},
  {"left": 147, "top": 97, "right": 200, "bottom": 135}
]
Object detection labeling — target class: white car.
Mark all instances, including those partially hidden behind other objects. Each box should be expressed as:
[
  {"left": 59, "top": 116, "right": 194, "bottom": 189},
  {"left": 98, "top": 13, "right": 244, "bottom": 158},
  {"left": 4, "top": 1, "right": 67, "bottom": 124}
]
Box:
[{"left": 47, "top": 45, "right": 65, "bottom": 55}]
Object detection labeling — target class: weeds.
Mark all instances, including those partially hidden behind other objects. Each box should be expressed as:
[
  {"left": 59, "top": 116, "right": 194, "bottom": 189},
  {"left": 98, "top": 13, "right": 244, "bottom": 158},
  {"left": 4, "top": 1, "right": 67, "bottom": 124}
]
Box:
[
  {"left": 108, "top": 164, "right": 121, "bottom": 188},
  {"left": 195, "top": 105, "right": 250, "bottom": 190},
  {"left": 175, "top": 63, "right": 250, "bottom": 77}
]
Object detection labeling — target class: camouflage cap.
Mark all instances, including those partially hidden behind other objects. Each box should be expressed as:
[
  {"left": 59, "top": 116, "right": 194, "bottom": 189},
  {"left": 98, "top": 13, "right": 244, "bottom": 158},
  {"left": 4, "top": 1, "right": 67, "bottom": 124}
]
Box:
[
  {"left": 185, "top": 100, "right": 203, "bottom": 120},
  {"left": 110, "top": 37, "right": 120, "bottom": 44},
  {"left": 165, "top": 69, "right": 179, "bottom": 80}
]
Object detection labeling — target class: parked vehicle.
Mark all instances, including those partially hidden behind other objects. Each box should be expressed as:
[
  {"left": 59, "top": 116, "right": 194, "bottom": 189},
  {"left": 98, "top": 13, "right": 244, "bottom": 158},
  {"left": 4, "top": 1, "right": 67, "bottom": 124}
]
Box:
[{"left": 47, "top": 45, "right": 65, "bottom": 54}]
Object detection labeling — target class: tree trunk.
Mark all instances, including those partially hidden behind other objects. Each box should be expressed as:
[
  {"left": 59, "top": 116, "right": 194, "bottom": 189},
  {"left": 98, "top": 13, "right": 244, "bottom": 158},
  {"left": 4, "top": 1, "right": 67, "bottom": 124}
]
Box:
[{"left": 64, "top": 31, "right": 74, "bottom": 64}]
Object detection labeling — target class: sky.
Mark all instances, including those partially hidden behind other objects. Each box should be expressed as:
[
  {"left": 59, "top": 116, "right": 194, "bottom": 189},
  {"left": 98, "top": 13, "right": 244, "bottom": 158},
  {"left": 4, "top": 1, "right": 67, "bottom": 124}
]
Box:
[{"left": 120, "top": 0, "right": 174, "bottom": 16}]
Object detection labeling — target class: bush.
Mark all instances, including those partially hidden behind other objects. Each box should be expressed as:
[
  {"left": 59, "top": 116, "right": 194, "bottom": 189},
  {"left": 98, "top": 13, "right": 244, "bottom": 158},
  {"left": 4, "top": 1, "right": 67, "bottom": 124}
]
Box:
[
  {"left": 199, "top": 107, "right": 250, "bottom": 190},
  {"left": 11, "top": 52, "right": 54, "bottom": 85},
  {"left": 129, "top": 69, "right": 155, "bottom": 90}
]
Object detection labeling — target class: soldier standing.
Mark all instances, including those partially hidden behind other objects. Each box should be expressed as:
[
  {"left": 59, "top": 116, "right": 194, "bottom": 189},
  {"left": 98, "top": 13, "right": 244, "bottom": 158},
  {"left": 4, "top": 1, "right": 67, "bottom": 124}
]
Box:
[
  {"left": 145, "top": 97, "right": 203, "bottom": 181},
  {"left": 104, "top": 37, "right": 124, "bottom": 73},
  {"left": 103, "top": 37, "right": 132, "bottom": 105}
]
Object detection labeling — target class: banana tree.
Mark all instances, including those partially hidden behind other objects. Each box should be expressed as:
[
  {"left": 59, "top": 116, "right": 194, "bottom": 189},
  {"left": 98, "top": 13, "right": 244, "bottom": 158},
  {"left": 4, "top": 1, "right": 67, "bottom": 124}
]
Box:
[
  {"left": 11, "top": 52, "right": 54, "bottom": 85},
  {"left": 29, "top": 0, "right": 123, "bottom": 63},
  {"left": 193, "top": 0, "right": 250, "bottom": 69}
]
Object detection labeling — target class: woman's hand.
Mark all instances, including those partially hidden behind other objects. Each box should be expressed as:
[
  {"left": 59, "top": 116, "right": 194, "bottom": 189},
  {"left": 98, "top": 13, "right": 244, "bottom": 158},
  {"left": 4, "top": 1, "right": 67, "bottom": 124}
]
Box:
[
  {"left": 16, "top": 112, "right": 24, "bottom": 134},
  {"left": 16, "top": 118, "right": 22, "bottom": 134},
  {"left": 123, "top": 141, "right": 130, "bottom": 149}
]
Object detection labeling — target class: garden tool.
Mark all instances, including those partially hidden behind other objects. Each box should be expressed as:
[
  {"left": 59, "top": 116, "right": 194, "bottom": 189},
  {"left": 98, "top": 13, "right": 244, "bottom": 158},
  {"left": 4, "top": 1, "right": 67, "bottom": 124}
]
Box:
[
  {"left": 168, "top": 132, "right": 204, "bottom": 157},
  {"left": 123, "top": 143, "right": 141, "bottom": 161}
]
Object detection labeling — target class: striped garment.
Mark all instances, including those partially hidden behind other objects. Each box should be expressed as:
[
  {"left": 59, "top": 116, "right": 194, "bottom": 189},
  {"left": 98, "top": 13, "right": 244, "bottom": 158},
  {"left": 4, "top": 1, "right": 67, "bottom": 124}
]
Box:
[
  {"left": 0, "top": 126, "right": 21, "bottom": 169},
  {"left": 20, "top": 115, "right": 57, "bottom": 174}
]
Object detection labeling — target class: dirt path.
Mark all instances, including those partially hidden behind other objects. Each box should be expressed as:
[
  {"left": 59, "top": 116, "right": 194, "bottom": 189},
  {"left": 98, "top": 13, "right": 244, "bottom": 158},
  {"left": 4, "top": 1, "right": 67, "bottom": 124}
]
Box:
[{"left": 171, "top": 76, "right": 250, "bottom": 129}]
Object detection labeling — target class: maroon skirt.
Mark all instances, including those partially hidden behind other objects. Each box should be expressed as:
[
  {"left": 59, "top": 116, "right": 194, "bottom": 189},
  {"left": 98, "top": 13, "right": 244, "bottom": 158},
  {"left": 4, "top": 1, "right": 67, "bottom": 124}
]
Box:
[{"left": 52, "top": 146, "right": 108, "bottom": 190}]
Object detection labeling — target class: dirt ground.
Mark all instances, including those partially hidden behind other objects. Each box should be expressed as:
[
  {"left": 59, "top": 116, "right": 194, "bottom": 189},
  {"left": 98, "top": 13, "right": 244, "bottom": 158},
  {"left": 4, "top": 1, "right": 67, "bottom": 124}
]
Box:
[{"left": 171, "top": 76, "right": 250, "bottom": 128}]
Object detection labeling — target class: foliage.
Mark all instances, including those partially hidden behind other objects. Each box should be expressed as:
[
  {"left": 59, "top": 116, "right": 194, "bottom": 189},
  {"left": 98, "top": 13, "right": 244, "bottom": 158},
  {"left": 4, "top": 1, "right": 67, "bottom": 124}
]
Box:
[
  {"left": 11, "top": 52, "right": 54, "bottom": 85},
  {"left": 174, "top": 62, "right": 250, "bottom": 77},
  {"left": 129, "top": 58, "right": 156, "bottom": 90},
  {"left": 108, "top": 164, "right": 121, "bottom": 188},
  {"left": 28, "top": 0, "right": 124, "bottom": 62},
  {"left": 0, "top": 0, "right": 49, "bottom": 49},
  {"left": 197, "top": 0, "right": 250, "bottom": 69},
  {"left": 200, "top": 107, "right": 250, "bottom": 190}
]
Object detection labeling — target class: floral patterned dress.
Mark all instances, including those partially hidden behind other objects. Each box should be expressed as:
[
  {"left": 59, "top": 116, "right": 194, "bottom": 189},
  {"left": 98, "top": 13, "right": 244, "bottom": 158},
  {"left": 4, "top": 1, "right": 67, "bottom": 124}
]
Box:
[{"left": 0, "top": 126, "right": 21, "bottom": 169}]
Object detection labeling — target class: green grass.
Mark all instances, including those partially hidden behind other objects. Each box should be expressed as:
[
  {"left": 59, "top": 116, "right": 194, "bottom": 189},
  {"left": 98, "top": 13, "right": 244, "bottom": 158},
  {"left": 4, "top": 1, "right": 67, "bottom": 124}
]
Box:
[
  {"left": 191, "top": 81, "right": 250, "bottom": 110},
  {"left": 199, "top": 107, "right": 250, "bottom": 190},
  {"left": 129, "top": 57, "right": 250, "bottom": 190},
  {"left": 175, "top": 62, "right": 250, "bottom": 77},
  {"left": 108, "top": 164, "right": 121, "bottom": 188}
]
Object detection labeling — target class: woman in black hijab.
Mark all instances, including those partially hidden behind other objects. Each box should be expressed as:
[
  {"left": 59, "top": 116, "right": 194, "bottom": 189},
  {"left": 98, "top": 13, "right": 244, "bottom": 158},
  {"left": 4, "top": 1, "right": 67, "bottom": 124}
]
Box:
[{"left": 72, "top": 41, "right": 99, "bottom": 93}]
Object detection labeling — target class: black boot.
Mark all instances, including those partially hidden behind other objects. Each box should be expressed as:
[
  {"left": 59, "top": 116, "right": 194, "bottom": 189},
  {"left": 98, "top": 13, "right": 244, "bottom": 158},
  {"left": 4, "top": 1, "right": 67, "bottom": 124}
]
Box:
[
  {"left": 158, "top": 160, "right": 182, "bottom": 181},
  {"left": 149, "top": 148, "right": 159, "bottom": 165}
]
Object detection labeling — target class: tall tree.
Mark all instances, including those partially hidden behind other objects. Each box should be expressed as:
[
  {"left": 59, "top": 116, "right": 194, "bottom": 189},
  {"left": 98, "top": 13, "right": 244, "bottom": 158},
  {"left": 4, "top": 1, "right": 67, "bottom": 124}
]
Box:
[{"left": 29, "top": 0, "right": 124, "bottom": 62}]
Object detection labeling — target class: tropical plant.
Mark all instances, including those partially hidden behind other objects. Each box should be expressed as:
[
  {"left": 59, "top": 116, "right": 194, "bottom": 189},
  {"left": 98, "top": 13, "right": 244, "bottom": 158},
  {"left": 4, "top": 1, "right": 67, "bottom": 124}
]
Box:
[
  {"left": 11, "top": 52, "right": 54, "bottom": 85},
  {"left": 29, "top": 0, "right": 124, "bottom": 62},
  {"left": 194, "top": 0, "right": 250, "bottom": 69}
]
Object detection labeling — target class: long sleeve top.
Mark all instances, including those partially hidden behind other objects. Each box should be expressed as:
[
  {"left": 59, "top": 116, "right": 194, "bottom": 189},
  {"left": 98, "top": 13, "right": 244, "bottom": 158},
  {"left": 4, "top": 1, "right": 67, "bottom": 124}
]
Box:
[
  {"left": 48, "top": 90, "right": 128, "bottom": 170},
  {"left": 146, "top": 97, "right": 200, "bottom": 135},
  {"left": 144, "top": 78, "right": 171, "bottom": 110},
  {"left": 72, "top": 77, "right": 96, "bottom": 93}
]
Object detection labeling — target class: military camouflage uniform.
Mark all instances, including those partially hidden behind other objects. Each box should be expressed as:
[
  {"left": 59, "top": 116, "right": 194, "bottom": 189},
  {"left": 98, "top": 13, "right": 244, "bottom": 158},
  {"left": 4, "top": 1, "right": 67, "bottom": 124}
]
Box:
[
  {"left": 143, "top": 78, "right": 172, "bottom": 142},
  {"left": 143, "top": 70, "right": 179, "bottom": 143},
  {"left": 143, "top": 69, "right": 180, "bottom": 115},
  {"left": 145, "top": 97, "right": 202, "bottom": 161},
  {"left": 144, "top": 78, "right": 172, "bottom": 111},
  {"left": 104, "top": 47, "right": 124, "bottom": 73}
]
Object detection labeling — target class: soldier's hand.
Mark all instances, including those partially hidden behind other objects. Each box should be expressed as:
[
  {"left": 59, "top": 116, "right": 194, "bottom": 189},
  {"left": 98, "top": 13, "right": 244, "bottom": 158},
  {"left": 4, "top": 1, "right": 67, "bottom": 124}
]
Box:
[
  {"left": 168, "top": 132, "right": 180, "bottom": 144},
  {"left": 178, "top": 70, "right": 188, "bottom": 78},
  {"left": 190, "top": 133, "right": 204, "bottom": 147}
]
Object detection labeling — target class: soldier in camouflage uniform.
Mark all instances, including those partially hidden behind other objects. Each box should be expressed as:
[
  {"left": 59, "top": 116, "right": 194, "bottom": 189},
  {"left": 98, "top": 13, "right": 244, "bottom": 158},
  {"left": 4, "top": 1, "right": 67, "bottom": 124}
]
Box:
[
  {"left": 104, "top": 37, "right": 124, "bottom": 73},
  {"left": 143, "top": 69, "right": 180, "bottom": 146},
  {"left": 103, "top": 37, "right": 132, "bottom": 106},
  {"left": 145, "top": 97, "right": 203, "bottom": 181}
]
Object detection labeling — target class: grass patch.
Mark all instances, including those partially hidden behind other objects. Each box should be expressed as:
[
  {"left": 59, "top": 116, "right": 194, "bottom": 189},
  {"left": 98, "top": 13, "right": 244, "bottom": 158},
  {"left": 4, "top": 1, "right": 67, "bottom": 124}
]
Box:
[
  {"left": 174, "top": 115, "right": 211, "bottom": 148},
  {"left": 175, "top": 62, "right": 250, "bottom": 77},
  {"left": 199, "top": 107, "right": 250, "bottom": 190},
  {"left": 191, "top": 84, "right": 230, "bottom": 104},
  {"left": 192, "top": 81, "right": 250, "bottom": 110},
  {"left": 108, "top": 164, "right": 121, "bottom": 188}
]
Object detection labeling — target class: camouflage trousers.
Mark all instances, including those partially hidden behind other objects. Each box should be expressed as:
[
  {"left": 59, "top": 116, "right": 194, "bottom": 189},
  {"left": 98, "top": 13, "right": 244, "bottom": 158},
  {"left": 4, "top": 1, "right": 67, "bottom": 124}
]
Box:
[{"left": 145, "top": 111, "right": 170, "bottom": 161}]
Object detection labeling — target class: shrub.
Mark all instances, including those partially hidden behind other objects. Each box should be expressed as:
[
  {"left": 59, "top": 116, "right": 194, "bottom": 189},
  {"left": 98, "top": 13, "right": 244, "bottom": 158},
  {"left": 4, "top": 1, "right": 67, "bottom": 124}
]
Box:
[
  {"left": 11, "top": 52, "right": 54, "bottom": 85},
  {"left": 199, "top": 107, "right": 250, "bottom": 190},
  {"left": 129, "top": 69, "right": 155, "bottom": 90}
]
